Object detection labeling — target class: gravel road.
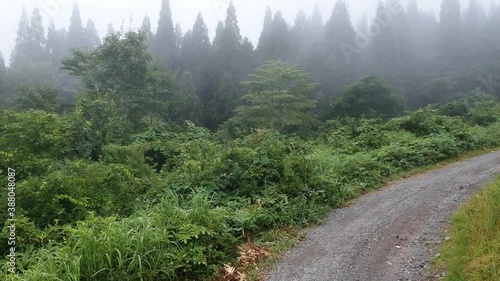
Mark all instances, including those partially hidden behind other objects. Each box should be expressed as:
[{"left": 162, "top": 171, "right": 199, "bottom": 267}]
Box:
[{"left": 266, "top": 151, "right": 500, "bottom": 281}]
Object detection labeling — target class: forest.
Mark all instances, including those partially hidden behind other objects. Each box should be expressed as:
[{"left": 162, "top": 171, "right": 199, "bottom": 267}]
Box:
[{"left": 0, "top": 0, "right": 500, "bottom": 280}]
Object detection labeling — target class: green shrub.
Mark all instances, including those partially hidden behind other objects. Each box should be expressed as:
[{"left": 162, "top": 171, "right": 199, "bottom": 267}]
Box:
[
  {"left": 5, "top": 193, "right": 238, "bottom": 281},
  {"left": 320, "top": 118, "right": 389, "bottom": 153},
  {"left": 387, "top": 107, "right": 468, "bottom": 137}
]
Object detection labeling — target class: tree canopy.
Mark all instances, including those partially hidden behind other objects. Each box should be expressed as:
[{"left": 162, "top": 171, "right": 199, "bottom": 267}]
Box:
[
  {"left": 333, "top": 76, "right": 403, "bottom": 119},
  {"left": 234, "top": 60, "right": 318, "bottom": 131}
]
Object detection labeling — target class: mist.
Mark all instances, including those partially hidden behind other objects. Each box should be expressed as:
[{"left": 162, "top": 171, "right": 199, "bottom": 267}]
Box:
[{"left": 0, "top": 0, "right": 494, "bottom": 62}]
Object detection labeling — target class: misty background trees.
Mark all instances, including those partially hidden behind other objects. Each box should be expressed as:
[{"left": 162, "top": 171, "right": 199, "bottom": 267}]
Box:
[{"left": 0, "top": 0, "right": 499, "bottom": 130}]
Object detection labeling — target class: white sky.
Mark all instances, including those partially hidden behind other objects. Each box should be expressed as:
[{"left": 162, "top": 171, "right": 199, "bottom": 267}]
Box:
[{"left": 0, "top": 0, "right": 494, "bottom": 63}]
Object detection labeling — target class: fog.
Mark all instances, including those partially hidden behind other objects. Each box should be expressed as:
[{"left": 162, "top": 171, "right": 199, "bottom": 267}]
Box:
[{"left": 0, "top": 0, "right": 494, "bottom": 62}]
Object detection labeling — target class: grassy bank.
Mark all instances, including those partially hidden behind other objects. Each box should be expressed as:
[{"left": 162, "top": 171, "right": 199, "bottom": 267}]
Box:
[{"left": 434, "top": 177, "right": 500, "bottom": 281}]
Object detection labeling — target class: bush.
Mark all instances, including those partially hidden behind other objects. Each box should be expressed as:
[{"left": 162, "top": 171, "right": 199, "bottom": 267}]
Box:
[
  {"left": 332, "top": 76, "right": 404, "bottom": 119},
  {"left": 9, "top": 159, "right": 155, "bottom": 232},
  {"left": 4, "top": 193, "right": 238, "bottom": 281},
  {"left": 320, "top": 118, "right": 388, "bottom": 153}
]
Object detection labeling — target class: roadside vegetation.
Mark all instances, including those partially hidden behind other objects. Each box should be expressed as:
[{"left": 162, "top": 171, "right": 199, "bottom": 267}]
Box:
[{"left": 433, "top": 177, "right": 500, "bottom": 281}]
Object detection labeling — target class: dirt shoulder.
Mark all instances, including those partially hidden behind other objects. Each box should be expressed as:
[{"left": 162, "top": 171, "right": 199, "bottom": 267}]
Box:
[{"left": 266, "top": 151, "right": 500, "bottom": 281}]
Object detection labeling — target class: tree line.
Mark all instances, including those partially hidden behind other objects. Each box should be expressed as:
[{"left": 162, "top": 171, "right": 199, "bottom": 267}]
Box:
[{"left": 0, "top": 0, "right": 499, "bottom": 130}]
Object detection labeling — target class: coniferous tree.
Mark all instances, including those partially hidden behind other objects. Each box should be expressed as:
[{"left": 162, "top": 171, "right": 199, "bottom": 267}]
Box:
[
  {"left": 219, "top": 2, "right": 243, "bottom": 79},
  {"left": 174, "top": 23, "right": 183, "bottom": 54},
  {"left": 239, "top": 37, "right": 255, "bottom": 78},
  {"left": 390, "top": 1, "right": 416, "bottom": 94},
  {"left": 366, "top": 3, "right": 400, "bottom": 80},
  {"left": 46, "top": 21, "right": 58, "bottom": 65},
  {"left": 407, "top": 1, "right": 439, "bottom": 73},
  {"left": 10, "top": 7, "right": 30, "bottom": 67},
  {"left": 28, "top": 8, "right": 47, "bottom": 62},
  {"left": 407, "top": 0, "right": 426, "bottom": 55},
  {"left": 256, "top": 6, "right": 273, "bottom": 64},
  {"left": 67, "top": 4, "right": 87, "bottom": 50},
  {"left": 323, "top": 0, "right": 357, "bottom": 94},
  {"left": 324, "top": 0, "right": 356, "bottom": 60},
  {"left": 290, "top": 10, "right": 308, "bottom": 63},
  {"left": 8, "top": 7, "right": 56, "bottom": 96},
  {"left": 210, "top": 72, "right": 240, "bottom": 127},
  {"left": 311, "top": 4, "right": 323, "bottom": 31},
  {"left": 46, "top": 22, "right": 68, "bottom": 67},
  {"left": 179, "top": 30, "right": 193, "bottom": 70},
  {"left": 212, "top": 21, "right": 224, "bottom": 52},
  {"left": 189, "top": 16, "right": 211, "bottom": 76},
  {"left": 106, "top": 22, "right": 115, "bottom": 37},
  {"left": 464, "top": 0, "right": 487, "bottom": 40},
  {"left": 45, "top": 22, "right": 79, "bottom": 100},
  {"left": 484, "top": 4, "right": 500, "bottom": 46},
  {"left": 180, "top": 13, "right": 212, "bottom": 107},
  {"left": 308, "top": 4, "right": 324, "bottom": 49},
  {"left": 476, "top": 3, "right": 500, "bottom": 95},
  {"left": 210, "top": 21, "right": 225, "bottom": 88},
  {"left": 154, "top": 0, "right": 177, "bottom": 68},
  {"left": 306, "top": 4, "right": 325, "bottom": 84},
  {"left": 439, "top": 0, "right": 462, "bottom": 56},
  {"left": 174, "top": 71, "right": 202, "bottom": 124},
  {"left": 460, "top": 0, "right": 487, "bottom": 90},
  {"left": 269, "top": 11, "right": 292, "bottom": 61},
  {"left": 0, "top": 53, "right": 6, "bottom": 95},
  {"left": 355, "top": 14, "right": 369, "bottom": 34},
  {"left": 84, "top": 19, "right": 101, "bottom": 49},
  {"left": 256, "top": 11, "right": 292, "bottom": 63},
  {"left": 140, "top": 16, "right": 155, "bottom": 50}
]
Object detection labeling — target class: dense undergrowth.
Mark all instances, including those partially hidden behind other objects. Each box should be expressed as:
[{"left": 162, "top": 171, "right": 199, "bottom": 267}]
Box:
[
  {"left": 436, "top": 177, "right": 500, "bottom": 281},
  {"left": 1, "top": 90, "right": 500, "bottom": 280}
]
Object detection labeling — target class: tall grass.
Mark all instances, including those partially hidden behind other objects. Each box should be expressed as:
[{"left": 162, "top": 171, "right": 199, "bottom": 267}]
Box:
[
  {"left": 4, "top": 193, "right": 237, "bottom": 281},
  {"left": 440, "top": 177, "right": 500, "bottom": 281}
]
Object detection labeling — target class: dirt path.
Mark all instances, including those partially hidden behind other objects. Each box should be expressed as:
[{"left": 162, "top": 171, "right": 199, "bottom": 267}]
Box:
[{"left": 266, "top": 151, "right": 500, "bottom": 281}]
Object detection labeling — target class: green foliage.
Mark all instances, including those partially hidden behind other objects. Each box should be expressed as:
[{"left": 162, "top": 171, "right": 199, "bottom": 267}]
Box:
[
  {"left": 62, "top": 31, "right": 150, "bottom": 95},
  {"left": 438, "top": 177, "right": 500, "bottom": 281},
  {"left": 320, "top": 119, "right": 389, "bottom": 153},
  {"left": 5, "top": 193, "right": 238, "bottom": 281},
  {"left": 210, "top": 72, "right": 240, "bottom": 128},
  {"left": 153, "top": 0, "right": 178, "bottom": 68},
  {"left": 0, "top": 53, "right": 6, "bottom": 95},
  {"left": 15, "top": 85, "right": 58, "bottom": 112},
  {"left": 67, "top": 95, "right": 133, "bottom": 159},
  {"left": 0, "top": 110, "right": 67, "bottom": 176},
  {"left": 171, "top": 71, "right": 203, "bottom": 125},
  {"left": 234, "top": 60, "right": 318, "bottom": 132},
  {"left": 387, "top": 106, "right": 466, "bottom": 137},
  {"left": 333, "top": 76, "right": 404, "bottom": 119},
  {"left": 438, "top": 89, "right": 500, "bottom": 126},
  {"left": 67, "top": 4, "right": 86, "bottom": 50},
  {"left": 13, "top": 158, "right": 153, "bottom": 228},
  {"left": 62, "top": 30, "right": 179, "bottom": 128}
]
